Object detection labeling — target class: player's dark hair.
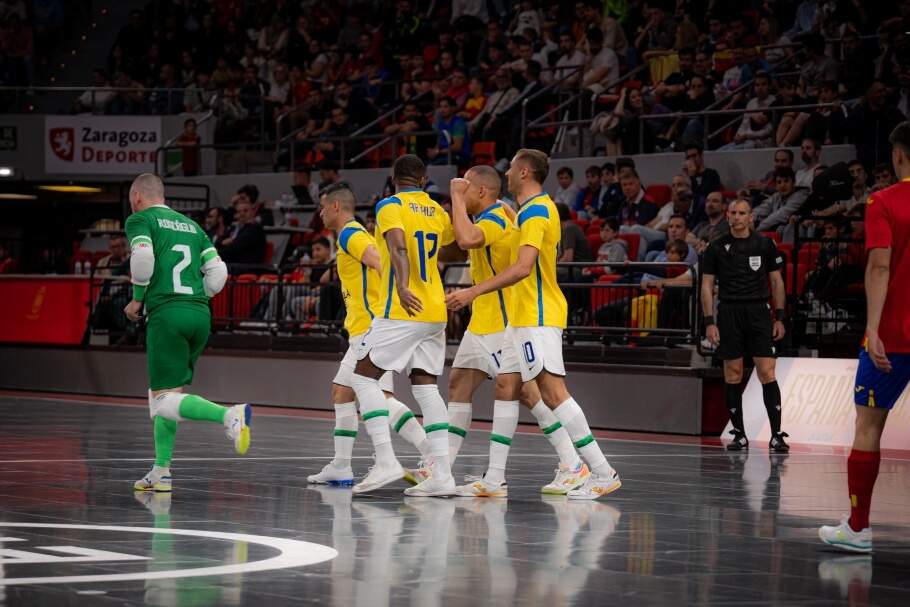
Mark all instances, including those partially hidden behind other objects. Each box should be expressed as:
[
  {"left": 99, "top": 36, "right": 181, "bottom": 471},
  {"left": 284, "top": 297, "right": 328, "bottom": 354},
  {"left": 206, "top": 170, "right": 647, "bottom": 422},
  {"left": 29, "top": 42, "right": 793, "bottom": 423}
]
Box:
[
  {"left": 392, "top": 154, "right": 427, "bottom": 185},
  {"left": 557, "top": 166, "right": 574, "bottom": 178},
  {"left": 889, "top": 121, "right": 910, "bottom": 156},
  {"left": 321, "top": 181, "right": 357, "bottom": 211},
  {"left": 513, "top": 148, "right": 549, "bottom": 183}
]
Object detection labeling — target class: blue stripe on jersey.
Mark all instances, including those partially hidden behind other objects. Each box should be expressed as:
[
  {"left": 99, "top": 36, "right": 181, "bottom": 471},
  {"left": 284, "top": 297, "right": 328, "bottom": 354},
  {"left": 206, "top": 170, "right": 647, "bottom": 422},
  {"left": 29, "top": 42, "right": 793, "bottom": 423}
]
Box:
[
  {"left": 338, "top": 226, "right": 363, "bottom": 255},
  {"left": 361, "top": 265, "right": 374, "bottom": 319},
  {"left": 535, "top": 258, "right": 543, "bottom": 326},
  {"left": 383, "top": 268, "right": 395, "bottom": 319},
  {"left": 484, "top": 245, "right": 508, "bottom": 327},
  {"left": 518, "top": 204, "right": 549, "bottom": 227},
  {"left": 375, "top": 196, "right": 402, "bottom": 215},
  {"left": 477, "top": 201, "right": 502, "bottom": 216},
  {"left": 478, "top": 213, "right": 506, "bottom": 229}
]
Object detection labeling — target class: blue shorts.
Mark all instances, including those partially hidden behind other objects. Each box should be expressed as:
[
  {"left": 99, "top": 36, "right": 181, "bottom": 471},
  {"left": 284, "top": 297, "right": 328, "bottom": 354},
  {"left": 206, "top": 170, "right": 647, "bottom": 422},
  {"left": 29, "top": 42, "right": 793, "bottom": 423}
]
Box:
[{"left": 854, "top": 349, "right": 910, "bottom": 410}]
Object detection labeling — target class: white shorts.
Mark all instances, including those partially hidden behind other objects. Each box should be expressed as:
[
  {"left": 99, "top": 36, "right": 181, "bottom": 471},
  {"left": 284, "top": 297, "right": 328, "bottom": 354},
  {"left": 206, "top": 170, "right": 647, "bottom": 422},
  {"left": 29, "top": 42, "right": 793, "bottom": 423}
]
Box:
[
  {"left": 452, "top": 330, "right": 505, "bottom": 378},
  {"left": 355, "top": 318, "right": 447, "bottom": 376},
  {"left": 334, "top": 337, "right": 395, "bottom": 392},
  {"left": 501, "top": 325, "right": 566, "bottom": 383}
]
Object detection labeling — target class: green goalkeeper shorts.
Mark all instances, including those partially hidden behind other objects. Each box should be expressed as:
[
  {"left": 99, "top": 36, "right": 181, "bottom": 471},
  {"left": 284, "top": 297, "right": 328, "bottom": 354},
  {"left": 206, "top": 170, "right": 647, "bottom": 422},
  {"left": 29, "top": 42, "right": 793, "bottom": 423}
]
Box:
[{"left": 146, "top": 304, "right": 211, "bottom": 391}]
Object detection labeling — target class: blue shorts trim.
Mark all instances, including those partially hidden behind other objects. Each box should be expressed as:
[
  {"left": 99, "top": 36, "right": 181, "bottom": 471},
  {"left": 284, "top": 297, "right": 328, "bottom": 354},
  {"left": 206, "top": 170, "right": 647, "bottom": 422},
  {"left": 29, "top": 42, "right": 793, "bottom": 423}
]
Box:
[{"left": 854, "top": 349, "right": 910, "bottom": 410}]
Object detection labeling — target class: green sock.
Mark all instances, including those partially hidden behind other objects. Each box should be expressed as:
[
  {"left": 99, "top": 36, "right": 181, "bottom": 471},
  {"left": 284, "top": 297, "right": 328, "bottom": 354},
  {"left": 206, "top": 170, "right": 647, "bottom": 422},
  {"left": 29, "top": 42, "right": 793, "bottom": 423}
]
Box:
[
  {"left": 153, "top": 416, "right": 177, "bottom": 467},
  {"left": 178, "top": 394, "right": 227, "bottom": 423}
]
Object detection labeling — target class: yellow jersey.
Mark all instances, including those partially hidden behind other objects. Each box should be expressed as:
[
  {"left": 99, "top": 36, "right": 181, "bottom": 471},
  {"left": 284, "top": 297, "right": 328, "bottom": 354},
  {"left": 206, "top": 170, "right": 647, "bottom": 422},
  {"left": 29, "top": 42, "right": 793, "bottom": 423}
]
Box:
[
  {"left": 467, "top": 201, "right": 518, "bottom": 335},
  {"left": 375, "top": 188, "right": 454, "bottom": 323},
  {"left": 512, "top": 193, "right": 567, "bottom": 328},
  {"left": 336, "top": 220, "right": 379, "bottom": 337}
]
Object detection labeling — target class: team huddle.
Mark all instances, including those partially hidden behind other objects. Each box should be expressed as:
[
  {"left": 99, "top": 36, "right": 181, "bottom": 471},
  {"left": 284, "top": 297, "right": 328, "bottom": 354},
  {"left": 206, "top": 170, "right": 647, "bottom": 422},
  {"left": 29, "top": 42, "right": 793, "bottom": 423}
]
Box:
[{"left": 123, "top": 149, "right": 620, "bottom": 501}]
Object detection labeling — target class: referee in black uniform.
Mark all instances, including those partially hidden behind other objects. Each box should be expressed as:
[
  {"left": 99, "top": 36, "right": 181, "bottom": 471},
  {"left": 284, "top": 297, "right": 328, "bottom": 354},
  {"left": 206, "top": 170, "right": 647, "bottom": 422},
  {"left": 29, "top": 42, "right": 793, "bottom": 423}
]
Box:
[{"left": 701, "top": 198, "right": 790, "bottom": 453}]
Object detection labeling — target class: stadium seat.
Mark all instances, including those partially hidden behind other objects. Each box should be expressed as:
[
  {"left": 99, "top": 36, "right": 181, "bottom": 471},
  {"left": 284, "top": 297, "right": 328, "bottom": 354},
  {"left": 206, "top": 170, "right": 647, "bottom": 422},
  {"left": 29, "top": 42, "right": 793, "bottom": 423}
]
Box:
[
  {"left": 471, "top": 141, "right": 496, "bottom": 166},
  {"left": 798, "top": 243, "right": 821, "bottom": 266},
  {"left": 761, "top": 231, "right": 782, "bottom": 243},
  {"left": 722, "top": 190, "right": 737, "bottom": 201},
  {"left": 587, "top": 233, "right": 604, "bottom": 254},
  {"left": 574, "top": 219, "right": 589, "bottom": 231},
  {"left": 263, "top": 240, "right": 275, "bottom": 264},
  {"left": 645, "top": 184, "right": 672, "bottom": 205},
  {"left": 617, "top": 233, "right": 640, "bottom": 260},
  {"left": 590, "top": 273, "right": 624, "bottom": 311}
]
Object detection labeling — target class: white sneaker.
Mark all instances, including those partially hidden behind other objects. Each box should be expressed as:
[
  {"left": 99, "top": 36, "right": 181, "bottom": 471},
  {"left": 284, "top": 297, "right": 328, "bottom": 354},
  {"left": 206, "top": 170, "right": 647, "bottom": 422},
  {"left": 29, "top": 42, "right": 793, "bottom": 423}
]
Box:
[
  {"left": 567, "top": 468, "right": 621, "bottom": 500},
  {"left": 818, "top": 516, "right": 873, "bottom": 553},
  {"left": 455, "top": 477, "right": 508, "bottom": 498},
  {"left": 134, "top": 467, "right": 172, "bottom": 492},
  {"left": 352, "top": 461, "right": 405, "bottom": 494},
  {"left": 403, "top": 464, "right": 456, "bottom": 497},
  {"left": 542, "top": 461, "right": 590, "bottom": 495},
  {"left": 403, "top": 460, "right": 431, "bottom": 486},
  {"left": 224, "top": 404, "right": 252, "bottom": 455},
  {"left": 307, "top": 462, "right": 354, "bottom": 487}
]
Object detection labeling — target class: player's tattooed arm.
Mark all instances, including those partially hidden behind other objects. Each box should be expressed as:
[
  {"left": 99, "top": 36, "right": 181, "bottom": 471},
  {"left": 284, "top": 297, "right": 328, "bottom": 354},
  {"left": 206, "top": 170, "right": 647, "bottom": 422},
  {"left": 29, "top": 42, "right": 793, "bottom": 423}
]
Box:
[{"left": 385, "top": 227, "right": 423, "bottom": 315}]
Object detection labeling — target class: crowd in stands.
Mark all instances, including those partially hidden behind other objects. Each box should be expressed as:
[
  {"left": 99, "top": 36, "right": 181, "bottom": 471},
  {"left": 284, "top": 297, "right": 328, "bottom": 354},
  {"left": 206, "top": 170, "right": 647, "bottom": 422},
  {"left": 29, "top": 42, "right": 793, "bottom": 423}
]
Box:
[{"left": 0, "top": 0, "right": 33, "bottom": 86}]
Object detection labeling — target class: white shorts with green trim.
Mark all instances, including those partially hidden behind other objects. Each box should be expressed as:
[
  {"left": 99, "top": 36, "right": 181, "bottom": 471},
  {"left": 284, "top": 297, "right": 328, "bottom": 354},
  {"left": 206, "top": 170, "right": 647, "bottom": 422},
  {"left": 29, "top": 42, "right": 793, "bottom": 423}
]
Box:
[
  {"left": 504, "top": 325, "right": 566, "bottom": 383},
  {"left": 354, "top": 318, "right": 447, "bottom": 376},
  {"left": 452, "top": 330, "right": 505, "bottom": 379},
  {"left": 334, "top": 337, "right": 395, "bottom": 392}
]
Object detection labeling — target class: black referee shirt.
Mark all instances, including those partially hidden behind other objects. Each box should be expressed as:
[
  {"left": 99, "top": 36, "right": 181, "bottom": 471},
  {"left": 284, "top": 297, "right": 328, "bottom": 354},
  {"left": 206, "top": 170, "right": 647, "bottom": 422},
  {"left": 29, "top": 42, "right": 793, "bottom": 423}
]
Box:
[{"left": 702, "top": 231, "right": 783, "bottom": 302}]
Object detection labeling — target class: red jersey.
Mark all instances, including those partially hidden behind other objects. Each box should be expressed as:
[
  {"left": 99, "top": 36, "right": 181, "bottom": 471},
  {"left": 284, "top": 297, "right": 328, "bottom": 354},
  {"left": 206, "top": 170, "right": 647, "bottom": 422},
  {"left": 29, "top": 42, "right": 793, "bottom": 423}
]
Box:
[{"left": 866, "top": 179, "right": 910, "bottom": 352}]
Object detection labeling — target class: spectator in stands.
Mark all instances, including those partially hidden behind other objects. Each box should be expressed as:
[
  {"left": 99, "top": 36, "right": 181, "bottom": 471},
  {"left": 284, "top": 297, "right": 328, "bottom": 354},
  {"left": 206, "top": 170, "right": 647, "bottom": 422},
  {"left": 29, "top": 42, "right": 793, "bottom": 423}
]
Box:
[
  {"left": 574, "top": 165, "right": 603, "bottom": 219},
  {"left": 641, "top": 238, "right": 696, "bottom": 289},
  {"left": 759, "top": 16, "right": 792, "bottom": 65},
  {"left": 804, "top": 220, "right": 863, "bottom": 304},
  {"left": 239, "top": 65, "right": 268, "bottom": 118},
  {"left": 815, "top": 159, "right": 870, "bottom": 217},
  {"left": 150, "top": 64, "right": 183, "bottom": 115},
  {"left": 204, "top": 207, "right": 228, "bottom": 248},
  {"left": 626, "top": 182, "right": 694, "bottom": 259},
  {"left": 748, "top": 148, "right": 794, "bottom": 195},
  {"left": 470, "top": 68, "right": 519, "bottom": 137},
  {"left": 592, "top": 217, "right": 628, "bottom": 269},
  {"left": 73, "top": 69, "right": 114, "bottom": 114},
  {"left": 554, "top": 166, "right": 580, "bottom": 208},
  {"left": 787, "top": 0, "right": 820, "bottom": 38},
  {"left": 799, "top": 33, "right": 839, "bottom": 100},
  {"left": 445, "top": 68, "right": 471, "bottom": 108},
  {"left": 384, "top": 100, "right": 434, "bottom": 158},
  {"left": 641, "top": 213, "right": 698, "bottom": 265},
  {"left": 795, "top": 138, "right": 822, "bottom": 187},
  {"left": 553, "top": 30, "right": 586, "bottom": 88},
  {"left": 557, "top": 202, "right": 593, "bottom": 263},
  {"left": 314, "top": 106, "right": 362, "bottom": 163},
  {"left": 218, "top": 196, "right": 267, "bottom": 267},
  {"left": 617, "top": 168, "right": 659, "bottom": 226},
  {"left": 106, "top": 71, "right": 146, "bottom": 115},
  {"left": 114, "top": 10, "right": 148, "bottom": 67},
  {"left": 634, "top": 2, "right": 676, "bottom": 55},
  {"left": 184, "top": 71, "right": 216, "bottom": 113},
  {"left": 493, "top": 60, "right": 545, "bottom": 159},
  {"left": 683, "top": 144, "right": 722, "bottom": 203},
  {"left": 720, "top": 72, "right": 776, "bottom": 150},
  {"left": 176, "top": 118, "right": 201, "bottom": 177},
  {"left": 582, "top": 26, "right": 619, "bottom": 94},
  {"left": 754, "top": 167, "right": 809, "bottom": 239},
  {"left": 258, "top": 15, "right": 289, "bottom": 63},
  {"left": 689, "top": 191, "right": 729, "bottom": 253},
  {"left": 872, "top": 162, "right": 896, "bottom": 191},
  {"left": 427, "top": 96, "right": 470, "bottom": 166},
  {"left": 666, "top": 74, "right": 714, "bottom": 146},
  {"left": 597, "top": 85, "right": 668, "bottom": 155},
  {"left": 840, "top": 28, "right": 875, "bottom": 98},
  {"left": 596, "top": 162, "right": 625, "bottom": 218},
  {"left": 803, "top": 81, "right": 849, "bottom": 145},
  {"left": 654, "top": 47, "right": 695, "bottom": 113},
  {"left": 459, "top": 77, "right": 487, "bottom": 122},
  {"left": 847, "top": 80, "right": 906, "bottom": 169},
  {"left": 287, "top": 236, "right": 334, "bottom": 320},
  {"left": 95, "top": 235, "right": 129, "bottom": 278}
]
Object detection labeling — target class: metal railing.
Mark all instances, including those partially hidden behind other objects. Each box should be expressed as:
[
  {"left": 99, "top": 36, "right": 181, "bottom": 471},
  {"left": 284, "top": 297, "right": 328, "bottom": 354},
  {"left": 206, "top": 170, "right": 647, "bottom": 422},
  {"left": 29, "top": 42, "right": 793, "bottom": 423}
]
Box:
[{"left": 153, "top": 140, "right": 273, "bottom": 176}]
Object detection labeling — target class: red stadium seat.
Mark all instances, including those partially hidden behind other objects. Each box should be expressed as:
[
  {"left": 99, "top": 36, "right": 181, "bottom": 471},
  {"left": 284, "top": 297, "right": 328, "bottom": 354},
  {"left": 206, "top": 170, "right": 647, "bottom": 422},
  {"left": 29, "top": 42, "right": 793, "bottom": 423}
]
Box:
[
  {"left": 645, "top": 184, "right": 672, "bottom": 205},
  {"left": 590, "top": 273, "right": 623, "bottom": 311},
  {"left": 574, "top": 219, "right": 589, "bottom": 231},
  {"left": 587, "top": 233, "right": 604, "bottom": 254},
  {"left": 617, "top": 233, "right": 640, "bottom": 260},
  {"left": 471, "top": 141, "right": 496, "bottom": 166},
  {"left": 761, "top": 231, "right": 782, "bottom": 243},
  {"left": 263, "top": 240, "right": 275, "bottom": 264}
]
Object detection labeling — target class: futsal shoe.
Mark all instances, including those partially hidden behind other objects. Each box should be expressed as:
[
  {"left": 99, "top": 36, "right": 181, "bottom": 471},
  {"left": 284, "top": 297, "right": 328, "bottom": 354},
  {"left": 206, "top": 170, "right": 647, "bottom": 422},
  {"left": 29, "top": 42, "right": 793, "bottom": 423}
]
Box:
[
  {"left": 769, "top": 432, "right": 790, "bottom": 453},
  {"left": 455, "top": 476, "right": 508, "bottom": 498},
  {"left": 402, "top": 460, "right": 431, "bottom": 486},
  {"left": 224, "top": 403, "right": 252, "bottom": 455},
  {"left": 352, "top": 461, "right": 406, "bottom": 494},
  {"left": 542, "top": 461, "right": 590, "bottom": 495},
  {"left": 726, "top": 430, "right": 749, "bottom": 451},
  {"left": 567, "top": 469, "right": 621, "bottom": 500},
  {"left": 818, "top": 516, "right": 873, "bottom": 553},
  {"left": 134, "top": 467, "right": 172, "bottom": 492},
  {"left": 403, "top": 463, "right": 456, "bottom": 497},
  {"left": 307, "top": 462, "right": 354, "bottom": 487}
]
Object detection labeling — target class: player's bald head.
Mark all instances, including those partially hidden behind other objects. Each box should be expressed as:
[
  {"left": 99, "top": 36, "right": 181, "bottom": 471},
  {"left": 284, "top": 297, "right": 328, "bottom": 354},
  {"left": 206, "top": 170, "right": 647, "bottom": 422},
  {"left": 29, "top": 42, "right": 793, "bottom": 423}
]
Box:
[
  {"left": 129, "top": 173, "right": 165, "bottom": 212},
  {"left": 465, "top": 165, "right": 501, "bottom": 198}
]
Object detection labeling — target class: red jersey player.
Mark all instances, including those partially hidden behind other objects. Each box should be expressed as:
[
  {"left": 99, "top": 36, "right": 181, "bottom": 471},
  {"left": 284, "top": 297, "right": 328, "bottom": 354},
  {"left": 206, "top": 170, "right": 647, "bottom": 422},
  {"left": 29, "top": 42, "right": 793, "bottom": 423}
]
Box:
[{"left": 819, "top": 122, "right": 910, "bottom": 553}]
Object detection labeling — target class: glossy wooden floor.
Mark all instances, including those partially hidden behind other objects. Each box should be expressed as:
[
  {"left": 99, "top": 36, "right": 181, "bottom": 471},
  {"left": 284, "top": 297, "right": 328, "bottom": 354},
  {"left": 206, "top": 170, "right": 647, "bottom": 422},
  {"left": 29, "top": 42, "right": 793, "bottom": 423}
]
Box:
[{"left": 0, "top": 392, "right": 908, "bottom": 606}]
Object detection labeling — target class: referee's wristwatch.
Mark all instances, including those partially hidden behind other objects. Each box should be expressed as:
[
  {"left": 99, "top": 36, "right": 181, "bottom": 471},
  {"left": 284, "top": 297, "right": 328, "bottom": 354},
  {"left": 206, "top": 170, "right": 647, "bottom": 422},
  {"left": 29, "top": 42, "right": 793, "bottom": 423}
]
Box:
[
  {"left": 704, "top": 315, "right": 715, "bottom": 326},
  {"left": 774, "top": 309, "right": 786, "bottom": 322}
]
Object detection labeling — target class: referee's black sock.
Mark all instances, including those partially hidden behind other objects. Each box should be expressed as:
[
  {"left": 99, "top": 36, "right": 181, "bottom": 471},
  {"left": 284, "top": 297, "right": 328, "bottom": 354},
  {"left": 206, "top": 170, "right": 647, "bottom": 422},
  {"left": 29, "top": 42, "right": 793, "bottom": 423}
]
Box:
[
  {"left": 762, "top": 380, "right": 782, "bottom": 435},
  {"left": 724, "top": 382, "right": 744, "bottom": 434}
]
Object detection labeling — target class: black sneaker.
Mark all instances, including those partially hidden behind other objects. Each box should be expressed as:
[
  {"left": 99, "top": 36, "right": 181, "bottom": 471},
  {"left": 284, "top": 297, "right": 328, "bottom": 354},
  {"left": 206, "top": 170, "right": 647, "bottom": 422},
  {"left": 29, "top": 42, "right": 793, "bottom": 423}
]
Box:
[
  {"left": 726, "top": 429, "right": 749, "bottom": 451},
  {"left": 769, "top": 432, "right": 790, "bottom": 453}
]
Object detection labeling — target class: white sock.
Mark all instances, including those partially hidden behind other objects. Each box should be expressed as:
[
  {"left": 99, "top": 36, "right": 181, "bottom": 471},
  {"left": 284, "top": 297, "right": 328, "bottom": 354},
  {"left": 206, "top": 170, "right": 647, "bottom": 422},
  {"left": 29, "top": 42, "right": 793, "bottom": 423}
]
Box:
[
  {"left": 332, "top": 401, "right": 358, "bottom": 469},
  {"left": 485, "top": 400, "right": 519, "bottom": 485},
  {"left": 530, "top": 400, "right": 581, "bottom": 469},
  {"left": 351, "top": 374, "right": 397, "bottom": 467},
  {"left": 411, "top": 384, "right": 452, "bottom": 479},
  {"left": 553, "top": 397, "right": 612, "bottom": 477},
  {"left": 447, "top": 401, "right": 472, "bottom": 463},
  {"left": 387, "top": 397, "right": 431, "bottom": 459},
  {"left": 152, "top": 465, "right": 170, "bottom": 476}
]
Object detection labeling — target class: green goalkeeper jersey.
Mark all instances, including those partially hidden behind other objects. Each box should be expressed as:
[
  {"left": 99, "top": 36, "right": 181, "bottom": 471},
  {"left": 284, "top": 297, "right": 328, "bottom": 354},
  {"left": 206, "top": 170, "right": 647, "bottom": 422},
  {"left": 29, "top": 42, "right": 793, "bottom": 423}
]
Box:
[{"left": 125, "top": 204, "right": 217, "bottom": 315}]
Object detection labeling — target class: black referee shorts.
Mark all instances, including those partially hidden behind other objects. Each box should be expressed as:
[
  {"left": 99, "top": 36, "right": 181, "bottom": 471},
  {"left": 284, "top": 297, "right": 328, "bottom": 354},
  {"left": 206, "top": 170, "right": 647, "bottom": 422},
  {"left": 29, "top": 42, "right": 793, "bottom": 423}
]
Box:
[{"left": 715, "top": 302, "right": 776, "bottom": 360}]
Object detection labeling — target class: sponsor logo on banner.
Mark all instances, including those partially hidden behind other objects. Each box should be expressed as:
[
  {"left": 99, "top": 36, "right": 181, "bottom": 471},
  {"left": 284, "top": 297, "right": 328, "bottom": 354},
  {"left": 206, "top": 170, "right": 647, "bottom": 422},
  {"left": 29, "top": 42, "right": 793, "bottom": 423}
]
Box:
[
  {"left": 731, "top": 357, "right": 910, "bottom": 449},
  {"left": 45, "top": 116, "right": 161, "bottom": 174}
]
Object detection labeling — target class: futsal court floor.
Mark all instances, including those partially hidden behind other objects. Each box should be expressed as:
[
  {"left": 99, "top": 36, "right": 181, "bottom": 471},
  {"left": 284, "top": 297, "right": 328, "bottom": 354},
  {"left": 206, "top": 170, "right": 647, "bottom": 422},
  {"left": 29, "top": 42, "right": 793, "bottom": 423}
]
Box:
[{"left": 0, "top": 391, "right": 908, "bottom": 606}]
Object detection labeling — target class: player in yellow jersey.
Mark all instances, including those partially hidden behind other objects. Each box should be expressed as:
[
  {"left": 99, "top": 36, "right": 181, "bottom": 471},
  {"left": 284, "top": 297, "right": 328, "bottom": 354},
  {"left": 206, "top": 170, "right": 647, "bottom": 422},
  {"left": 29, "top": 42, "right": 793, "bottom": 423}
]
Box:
[
  {"left": 306, "top": 182, "right": 433, "bottom": 487},
  {"left": 447, "top": 149, "right": 621, "bottom": 500},
  {"left": 351, "top": 155, "right": 457, "bottom": 497},
  {"left": 444, "top": 165, "right": 590, "bottom": 497}
]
